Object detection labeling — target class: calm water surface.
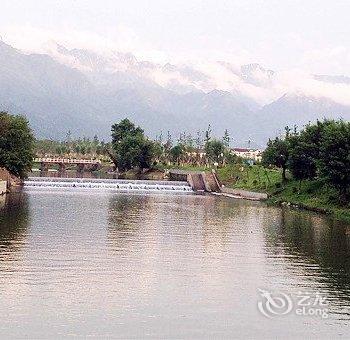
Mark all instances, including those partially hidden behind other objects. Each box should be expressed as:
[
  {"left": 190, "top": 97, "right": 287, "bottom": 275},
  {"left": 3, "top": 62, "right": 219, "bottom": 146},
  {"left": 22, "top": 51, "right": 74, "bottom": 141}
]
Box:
[{"left": 0, "top": 189, "right": 349, "bottom": 338}]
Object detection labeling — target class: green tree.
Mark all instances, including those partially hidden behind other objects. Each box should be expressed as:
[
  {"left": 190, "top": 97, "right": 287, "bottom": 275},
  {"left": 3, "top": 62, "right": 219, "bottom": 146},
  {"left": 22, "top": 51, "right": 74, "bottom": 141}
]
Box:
[
  {"left": 170, "top": 144, "right": 184, "bottom": 165},
  {"left": 111, "top": 118, "right": 143, "bottom": 144},
  {"left": 110, "top": 119, "right": 154, "bottom": 171},
  {"left": 0, "top": 112, "right": 35, "bottom": 178},
  {"left": 318, "top": 120, "right": 350, "bottom": 204},
  {"left": 262, "top": 136, "right": 290, "bottom": 182},
  {"left": 288, "top": 121, "right": 333, "bottom": 184},
  {"left": 137, "top": 139, "right": 155, "bottom": 169},
  {"left": 205, "top": 139, "right": 225, "bottom": 165}
]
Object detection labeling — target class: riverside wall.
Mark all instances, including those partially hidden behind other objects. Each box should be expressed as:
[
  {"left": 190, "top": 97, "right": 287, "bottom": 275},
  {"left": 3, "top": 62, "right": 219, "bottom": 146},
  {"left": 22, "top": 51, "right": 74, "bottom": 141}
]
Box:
[
  {"left": 0, "top": 181, "right": 7, "bottom": 195},
  {"left": 221, "top": 187, "right": 268, "bottom": 200}
]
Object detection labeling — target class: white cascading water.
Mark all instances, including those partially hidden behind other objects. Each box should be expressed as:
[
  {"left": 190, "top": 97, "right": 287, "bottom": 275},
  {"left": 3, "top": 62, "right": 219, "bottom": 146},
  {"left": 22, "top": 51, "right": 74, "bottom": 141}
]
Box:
[{"left": 24, "top": 177, "right": 193, "bottom": 193}]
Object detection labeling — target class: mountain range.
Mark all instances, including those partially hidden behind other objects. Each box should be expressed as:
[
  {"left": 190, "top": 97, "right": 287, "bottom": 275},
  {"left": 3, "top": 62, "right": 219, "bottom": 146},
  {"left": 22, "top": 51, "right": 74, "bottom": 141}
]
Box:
[{"left": 0, "top": 40, "right": 349, "bottom": 147}]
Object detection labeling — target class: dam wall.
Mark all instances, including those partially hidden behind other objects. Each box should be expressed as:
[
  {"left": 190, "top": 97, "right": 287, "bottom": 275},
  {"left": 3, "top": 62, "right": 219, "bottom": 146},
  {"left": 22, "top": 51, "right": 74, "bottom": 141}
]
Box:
[
  {"left": 169, "top": 169, "right": 221, "bottom": 193},
  {"left": 24, "top": 177, "right": 193, "bottom": 194}
]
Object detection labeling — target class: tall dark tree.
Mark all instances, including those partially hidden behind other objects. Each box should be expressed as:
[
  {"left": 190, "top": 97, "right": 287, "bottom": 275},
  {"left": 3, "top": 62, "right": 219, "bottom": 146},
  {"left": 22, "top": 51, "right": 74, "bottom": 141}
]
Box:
[
  {"left": 166, "top": 131, "right": 173, "bottom": 149},
  {"left": 195, "top": 130, "right": 203, "bottom": 149},
  {"left": 262, "top": 136, "right": 290, "bottom": 182},
  {"left": 0, "top": 112, "right": 35, "bottom": 178},
  {"left": 222, "top": 129, "right": 230, "bottom": 147},
  {"left": 204, "top": 124, "right": 212, "bottom": 144},
  {"left": 288, "top": 120, "right": 333, "bottom": 183},
  {"left": 110, "top": 118, "right": 154, "bottom": 171}
]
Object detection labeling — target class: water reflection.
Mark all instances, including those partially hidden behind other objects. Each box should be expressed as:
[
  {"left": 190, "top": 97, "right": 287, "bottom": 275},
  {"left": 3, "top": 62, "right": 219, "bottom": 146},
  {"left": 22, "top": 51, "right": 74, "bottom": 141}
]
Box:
[
  {"left": 0, "top": 190, "right": 349, "bottom": 337},
  {"left": 0, "top": 192, "right": 30, "bottom": 265},
  {"left": 107, "top": 195, "right": 152, "bottom": 251},
  {"left": 265, "top": 209, "right": 350, "bottom": 277},
  {"left": 264, "top": 208, "right": 350, "bottom": 314}
]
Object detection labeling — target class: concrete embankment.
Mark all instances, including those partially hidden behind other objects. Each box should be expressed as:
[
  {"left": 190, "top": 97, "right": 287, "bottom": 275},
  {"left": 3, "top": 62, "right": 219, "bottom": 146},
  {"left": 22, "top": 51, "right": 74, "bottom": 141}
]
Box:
[
  {"left": 0, "top": 181, "right": 7, "bottom": 195},
  {"left": 220, "top": 187, "right": 268, "bottom": 201},
  {"left": 0, "top": 168, "right": 22, "bottom": 191}
]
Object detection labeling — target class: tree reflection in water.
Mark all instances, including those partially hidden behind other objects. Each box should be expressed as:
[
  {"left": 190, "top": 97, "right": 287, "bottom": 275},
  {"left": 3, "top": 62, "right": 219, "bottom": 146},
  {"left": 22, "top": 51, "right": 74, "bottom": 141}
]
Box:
[
  {"left": 107, "top": 194, "right": 152, "bottom": 251},
  {"left": 0, "top": 192, "right": 30, "bottom": 264},
  {"left": 264, "top": 208, "right": 350, "bottom": 307}
]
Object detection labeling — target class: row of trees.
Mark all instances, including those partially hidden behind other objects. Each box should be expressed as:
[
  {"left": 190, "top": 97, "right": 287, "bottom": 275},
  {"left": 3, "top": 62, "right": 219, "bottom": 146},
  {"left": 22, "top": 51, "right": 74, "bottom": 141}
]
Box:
[
  {"left": 109, "top": 119, "right": 239, "bottom": 171},
  {"left": 35, "top": 134, "right": 109, "bottom": 158},
  {"left": 0, "top": 115, "right": 237, "bottom": 177},
  {"left": 262, "top": 120, "right": 350, "bottom": 204},
  {"left": 34, "top": 122, "right": 235, "bottom": 168}
]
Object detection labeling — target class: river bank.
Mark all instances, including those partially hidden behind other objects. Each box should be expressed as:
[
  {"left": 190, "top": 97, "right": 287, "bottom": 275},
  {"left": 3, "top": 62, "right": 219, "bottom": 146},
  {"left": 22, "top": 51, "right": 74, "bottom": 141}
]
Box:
[
  {"left": 216, "top": 164, "right": 350, "bottom": 223},
  {"left": 16, "top": 162, "right": 350, "bottom": 223},
  {"left": 0, "top": 167, "right": 23, "bottom": 193},
  {"left": 0, "top": 181, "right": 6, "bottom": 195},
  {"left": 154, "top": 163, "right": 350, "bottom": 223}
]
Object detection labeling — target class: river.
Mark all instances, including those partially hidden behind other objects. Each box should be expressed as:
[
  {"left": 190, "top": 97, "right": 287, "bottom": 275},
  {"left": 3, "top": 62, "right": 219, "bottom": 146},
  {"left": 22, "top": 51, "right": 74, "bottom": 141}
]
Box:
[{"left": 0, "top": 188, "right": 349, "bottom": 338}]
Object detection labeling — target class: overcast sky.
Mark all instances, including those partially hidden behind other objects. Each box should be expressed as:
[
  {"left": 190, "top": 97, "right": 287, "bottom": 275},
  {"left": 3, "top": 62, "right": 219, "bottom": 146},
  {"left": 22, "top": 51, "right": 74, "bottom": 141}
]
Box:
[{"left": 1, "top": 0, "right": 349, "bottom": 74}]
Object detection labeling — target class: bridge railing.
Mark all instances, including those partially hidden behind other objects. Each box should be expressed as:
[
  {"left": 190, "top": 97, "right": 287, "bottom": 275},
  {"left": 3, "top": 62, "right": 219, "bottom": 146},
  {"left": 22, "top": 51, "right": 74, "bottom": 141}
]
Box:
[{"left": 34, "top": 158, "right": 102, "bottom": 164}]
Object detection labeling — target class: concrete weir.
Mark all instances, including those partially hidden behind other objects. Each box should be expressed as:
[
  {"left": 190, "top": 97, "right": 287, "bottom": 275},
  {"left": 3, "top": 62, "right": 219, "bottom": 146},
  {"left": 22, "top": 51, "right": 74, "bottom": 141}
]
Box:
[
  {"left": 169, "top": 170, "right": 221, "bottom": 193},
  {"left": 168, "top": 169, "right": 267, "bottom": 201},
  {"left": 24, "top": 177, "right": 193, "bottom": 194}
]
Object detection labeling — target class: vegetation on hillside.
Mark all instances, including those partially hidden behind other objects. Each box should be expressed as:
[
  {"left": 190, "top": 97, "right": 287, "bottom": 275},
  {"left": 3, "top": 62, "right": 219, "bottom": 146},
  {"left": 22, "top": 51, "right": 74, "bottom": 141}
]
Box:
[{"left": 217, "top": 164, "right": 282, "bottom": 193}]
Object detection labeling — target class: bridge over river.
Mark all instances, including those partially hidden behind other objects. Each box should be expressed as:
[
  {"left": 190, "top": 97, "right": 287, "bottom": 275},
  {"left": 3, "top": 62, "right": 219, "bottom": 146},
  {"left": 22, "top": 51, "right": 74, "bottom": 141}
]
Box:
[{"left": 34, "top": 158, "right": 102, "bottom": 172}]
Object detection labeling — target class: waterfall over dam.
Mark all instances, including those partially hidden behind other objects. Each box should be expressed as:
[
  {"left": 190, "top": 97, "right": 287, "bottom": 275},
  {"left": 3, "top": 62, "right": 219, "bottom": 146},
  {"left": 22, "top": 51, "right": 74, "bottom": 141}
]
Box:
[{"left": 24, "top": 177, "right": 194, "bottom": 194}]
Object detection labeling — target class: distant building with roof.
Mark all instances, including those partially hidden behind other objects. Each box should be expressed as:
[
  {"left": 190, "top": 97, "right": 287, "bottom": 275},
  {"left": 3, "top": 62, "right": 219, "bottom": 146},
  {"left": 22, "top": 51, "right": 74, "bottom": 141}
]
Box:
[{"left": 231, "top": 147, "right": 263, "bottom": 163}]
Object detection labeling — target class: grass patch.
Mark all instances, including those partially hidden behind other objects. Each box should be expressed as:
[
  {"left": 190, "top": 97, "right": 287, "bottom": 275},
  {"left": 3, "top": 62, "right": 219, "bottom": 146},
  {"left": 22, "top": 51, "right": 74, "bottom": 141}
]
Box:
[
  {"left": 269, "top": 179, "right": 350, "bottom": 223},
  {"left": 217, "top": 164, "right": 283, "bottom": 193}
]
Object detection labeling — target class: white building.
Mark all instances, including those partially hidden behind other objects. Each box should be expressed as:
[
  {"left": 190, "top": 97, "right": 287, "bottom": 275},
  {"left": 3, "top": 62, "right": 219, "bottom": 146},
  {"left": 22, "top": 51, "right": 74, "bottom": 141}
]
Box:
[{"left": 231, "top": 148, "right": 263, "bottom": 162}]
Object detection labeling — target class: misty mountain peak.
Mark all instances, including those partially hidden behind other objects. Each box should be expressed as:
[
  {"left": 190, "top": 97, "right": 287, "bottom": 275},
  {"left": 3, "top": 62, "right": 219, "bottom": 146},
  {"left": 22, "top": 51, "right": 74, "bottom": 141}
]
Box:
[{"left": 0, "top": 41, "right": 349, "bottom": 145}]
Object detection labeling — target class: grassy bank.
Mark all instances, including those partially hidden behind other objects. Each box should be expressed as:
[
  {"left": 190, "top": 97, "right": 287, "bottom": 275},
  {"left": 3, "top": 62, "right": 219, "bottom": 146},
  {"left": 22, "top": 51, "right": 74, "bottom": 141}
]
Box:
[
  {"left": 134, "top": 162, "right": 350, "bottom": 223},
  {"left": 217, "top": 164, "right": 282, "bottom": 193},
  {"left": 216, "top": 164, "right": 350, "bottom": 223},
  {"left": 266, "top": 179, "right": 350, "bottom": 223}
]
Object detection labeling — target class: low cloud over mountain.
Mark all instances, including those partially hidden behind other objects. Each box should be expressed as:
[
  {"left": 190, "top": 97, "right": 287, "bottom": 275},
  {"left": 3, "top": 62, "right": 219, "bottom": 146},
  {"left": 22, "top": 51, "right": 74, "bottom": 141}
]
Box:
[{"left": 0, "top": 40, "right": 349, "bottom": 146}]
